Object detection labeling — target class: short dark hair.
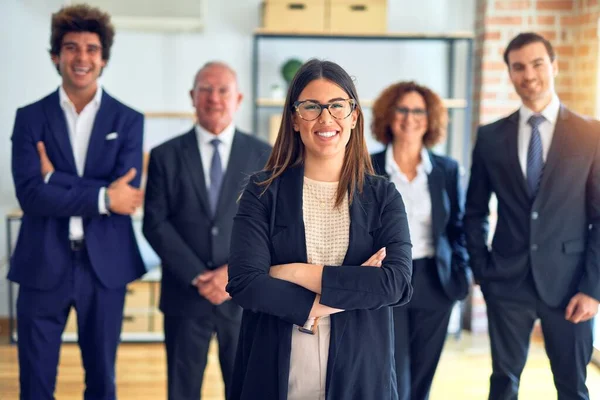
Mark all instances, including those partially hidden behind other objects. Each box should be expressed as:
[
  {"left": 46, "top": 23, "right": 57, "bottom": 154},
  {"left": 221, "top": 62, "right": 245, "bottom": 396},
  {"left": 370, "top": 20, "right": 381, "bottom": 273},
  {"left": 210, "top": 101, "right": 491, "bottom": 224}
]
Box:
[
  {"left": 50, "top": 4, "right": 115, "bottom": 62},
  {"left": 503, "top": 32, "right": 555, "bottom": 66}
]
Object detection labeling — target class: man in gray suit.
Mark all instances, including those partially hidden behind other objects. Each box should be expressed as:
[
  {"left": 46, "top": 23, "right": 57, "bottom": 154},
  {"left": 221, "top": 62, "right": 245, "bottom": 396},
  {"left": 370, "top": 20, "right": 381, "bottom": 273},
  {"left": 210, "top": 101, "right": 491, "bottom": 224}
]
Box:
[{"left": 465, "top": 32, "right": 600, "bottom": 400}]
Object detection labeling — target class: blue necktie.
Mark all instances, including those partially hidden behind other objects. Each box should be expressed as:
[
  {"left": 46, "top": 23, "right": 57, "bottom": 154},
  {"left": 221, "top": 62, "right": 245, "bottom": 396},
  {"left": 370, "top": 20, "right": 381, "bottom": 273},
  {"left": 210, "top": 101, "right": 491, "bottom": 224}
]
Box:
[
  {"left": 208, "top": 138, "right": 223, "bottom": 216},
  {"left": 526, "top": 114, "right": 545, "bottom": 199}
]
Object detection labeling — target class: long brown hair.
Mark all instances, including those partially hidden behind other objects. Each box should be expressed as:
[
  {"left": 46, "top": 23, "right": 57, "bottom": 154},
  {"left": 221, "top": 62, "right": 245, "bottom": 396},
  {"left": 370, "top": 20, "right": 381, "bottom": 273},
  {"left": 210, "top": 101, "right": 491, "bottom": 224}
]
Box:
[{"left": 261, "top": 59, "right": 374, "bottom": 207}]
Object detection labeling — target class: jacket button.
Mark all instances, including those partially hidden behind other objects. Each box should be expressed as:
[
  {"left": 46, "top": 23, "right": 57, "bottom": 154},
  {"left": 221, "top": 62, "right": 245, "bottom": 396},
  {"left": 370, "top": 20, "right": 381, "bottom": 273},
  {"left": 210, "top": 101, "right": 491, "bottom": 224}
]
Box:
[
  {"left": 211, "top": 226, "right": 219, "bottom": 236},
  {"left": 531, "top": 212, "right": 538, "bottom": 220},
  {"left": 531, "top": 244, "right": 538, "bottom": 251}
]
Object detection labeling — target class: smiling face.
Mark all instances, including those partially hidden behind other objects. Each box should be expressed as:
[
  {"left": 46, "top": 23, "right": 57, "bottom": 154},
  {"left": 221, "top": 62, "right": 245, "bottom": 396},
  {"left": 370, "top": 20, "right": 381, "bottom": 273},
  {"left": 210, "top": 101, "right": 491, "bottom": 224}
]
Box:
[
  {"left": 51, "top": 31, "right": 105, "bottom": 95},
  {"left": 507, "top": 41, "right": 557, "bottom": 111},
  {"left": 390, "top": 90, "right": 428, "bottom": 147},
  {"left": 190, "top": 64, "right": 243, "bottom": 135},
  {"left": 292, "top": 78, "right": 358, "bottom": 165}
]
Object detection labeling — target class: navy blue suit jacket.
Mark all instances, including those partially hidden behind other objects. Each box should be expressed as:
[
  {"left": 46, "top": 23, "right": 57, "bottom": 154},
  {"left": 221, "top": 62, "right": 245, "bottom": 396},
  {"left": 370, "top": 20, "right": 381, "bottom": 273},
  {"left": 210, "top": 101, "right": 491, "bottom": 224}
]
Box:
[
  {"left": 9, "top": 89, "right": 146, "bottom": 290},
  {"left": 372, "top": 150, "right": 471, "bottom": 301},
  {"left": 226, "top": 166, "right": 413, "bottom": 400}
]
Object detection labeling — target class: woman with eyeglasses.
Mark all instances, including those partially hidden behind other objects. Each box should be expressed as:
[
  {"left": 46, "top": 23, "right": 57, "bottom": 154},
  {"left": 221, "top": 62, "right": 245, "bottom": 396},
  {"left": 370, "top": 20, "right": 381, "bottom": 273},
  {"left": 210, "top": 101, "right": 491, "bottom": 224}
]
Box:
[
  {"left": 226, "top": 60, "right": 413, "bottom": 400},
  {"left": 370, "top": 81, "right": 471, "bottom": 400}
]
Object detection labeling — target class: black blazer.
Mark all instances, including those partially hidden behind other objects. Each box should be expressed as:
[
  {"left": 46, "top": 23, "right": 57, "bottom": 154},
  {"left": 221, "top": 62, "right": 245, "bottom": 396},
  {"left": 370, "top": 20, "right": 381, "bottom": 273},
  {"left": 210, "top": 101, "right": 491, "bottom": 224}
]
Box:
[
  {"left": 143, "top": 129, "right": 271, "bottom": 317},
  {"left": 465, "top": 106, "right": 600, "bottom": 307},
  {"left": 226, "top": 166, "right": 413, "bottom": 400},
  {"left": 372, "top": 150, "right": 471, "bottom": 301}
]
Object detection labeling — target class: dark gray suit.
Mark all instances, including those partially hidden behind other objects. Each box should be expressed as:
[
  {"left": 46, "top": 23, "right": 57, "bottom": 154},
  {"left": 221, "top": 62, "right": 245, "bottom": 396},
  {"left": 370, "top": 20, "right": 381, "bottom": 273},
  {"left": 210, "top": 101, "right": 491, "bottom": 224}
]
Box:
[
  {"left": 465, "top": 106, "right": 600, "bottom": 400},
  {"left": 143, "top": 128, "right": 271, "bottom": 400}
]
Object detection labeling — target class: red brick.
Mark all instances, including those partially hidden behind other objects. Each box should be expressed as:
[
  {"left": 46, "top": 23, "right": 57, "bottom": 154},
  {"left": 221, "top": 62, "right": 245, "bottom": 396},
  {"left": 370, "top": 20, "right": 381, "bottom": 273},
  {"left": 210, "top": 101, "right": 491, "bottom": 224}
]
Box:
[
  {"left": 560, "top": 15, "right": 578, "bottom": 26},
  {"left": 509, "top": 92, "right": 522, "bottom": 101},
  {"left": 558, "top": 60, "right": 570, "bottom": 71},
  {"left": 484, "top": 31, "right": 502, "bottom": 40},
  {"left": 584, "top": 27, "right": 597, "bottom": 39},
  {"left": 483, "top": 75, "right": 504, "bottom": 85},
  {"left": 577, "top": 45, "right": 591, "bottom": 56},
  {"left": 537, "top": 1, "right": 574, "bottom": 11},
  {"left": 537, "top": 31, "right": 557, "bottom": 40},
  {"left": 555, "top": 45, "right": 574, "bottom": 57},
  {"left": 494, "top": 1, "right": 531, "bottom": 10},
  {"left": 537, "top": 16, "right": 556, "bottom": 25},
  {"left": 483, "top": 61, "right": 508, "bottom": 71},
  {"left": 482, "top": 92, "right": 498, "bottom": 100},
  {"left": 485, "top": 16, "right": 524, "bottom": 25}
]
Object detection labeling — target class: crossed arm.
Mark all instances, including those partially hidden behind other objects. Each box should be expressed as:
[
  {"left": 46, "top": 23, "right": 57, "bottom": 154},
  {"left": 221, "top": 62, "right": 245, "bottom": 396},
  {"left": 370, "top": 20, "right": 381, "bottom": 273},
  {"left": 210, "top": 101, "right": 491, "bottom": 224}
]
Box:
[{"left": 226, "top": 182, "right": 412, "bottom": 327}]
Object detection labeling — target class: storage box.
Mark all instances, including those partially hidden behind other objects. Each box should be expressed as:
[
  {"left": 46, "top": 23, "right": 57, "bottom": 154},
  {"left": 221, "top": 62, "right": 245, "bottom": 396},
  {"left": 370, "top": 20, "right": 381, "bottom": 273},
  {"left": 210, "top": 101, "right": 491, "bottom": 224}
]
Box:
[
  {"left": 328, "top": 0, "right": 387, "bottom": 34},
  {"left": 262, "top": 0, "right": 327, "bottom": 32}
]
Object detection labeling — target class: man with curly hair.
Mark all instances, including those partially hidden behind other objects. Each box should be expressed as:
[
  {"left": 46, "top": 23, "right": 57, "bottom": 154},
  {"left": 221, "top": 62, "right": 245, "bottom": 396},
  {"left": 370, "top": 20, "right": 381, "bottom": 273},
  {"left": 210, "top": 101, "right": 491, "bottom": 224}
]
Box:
[{"left": 9, "top": 4, "right": 146, "bottom": 399}]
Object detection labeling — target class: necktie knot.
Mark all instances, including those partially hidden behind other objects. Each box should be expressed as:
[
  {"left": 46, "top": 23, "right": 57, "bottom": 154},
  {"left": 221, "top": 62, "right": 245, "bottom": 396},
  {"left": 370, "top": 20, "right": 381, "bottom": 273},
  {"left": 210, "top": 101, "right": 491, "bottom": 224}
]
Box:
[
  {"left": 210, "top": 138, "right": 221, "bottom": 149},
  {"left": 528, "top": 114, "right": 545, "bottom": 129}
]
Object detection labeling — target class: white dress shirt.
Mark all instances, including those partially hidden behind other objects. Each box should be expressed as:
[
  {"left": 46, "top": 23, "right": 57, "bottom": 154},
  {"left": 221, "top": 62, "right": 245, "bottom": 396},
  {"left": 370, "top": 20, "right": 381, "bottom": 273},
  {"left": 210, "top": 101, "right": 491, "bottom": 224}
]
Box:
[
  {"left": 517, "top": 94, "right": 560, "bottom": 177},
  {"left": 195, "top": 122, "right": 236, "bottom": 189},
  {"left": 386, "top": 146, "right": 435, "bottom": 259},
  {"left": 56, "top": 86, "right": 107, "bottom": 240}
]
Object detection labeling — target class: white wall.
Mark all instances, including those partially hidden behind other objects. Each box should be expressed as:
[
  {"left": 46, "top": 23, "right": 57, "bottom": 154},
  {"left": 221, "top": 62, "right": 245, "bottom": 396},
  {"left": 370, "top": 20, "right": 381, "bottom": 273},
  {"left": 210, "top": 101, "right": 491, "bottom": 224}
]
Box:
[{"left": 0, "top": 0, "right": 475, "bottom": 316}]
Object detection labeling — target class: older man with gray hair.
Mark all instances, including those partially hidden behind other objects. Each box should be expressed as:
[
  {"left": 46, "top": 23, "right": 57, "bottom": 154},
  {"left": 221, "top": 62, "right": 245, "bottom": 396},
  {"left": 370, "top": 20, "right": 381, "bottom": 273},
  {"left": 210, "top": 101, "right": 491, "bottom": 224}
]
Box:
[{"left": 143, "top": 61, "right": 271, "bottom": 400}]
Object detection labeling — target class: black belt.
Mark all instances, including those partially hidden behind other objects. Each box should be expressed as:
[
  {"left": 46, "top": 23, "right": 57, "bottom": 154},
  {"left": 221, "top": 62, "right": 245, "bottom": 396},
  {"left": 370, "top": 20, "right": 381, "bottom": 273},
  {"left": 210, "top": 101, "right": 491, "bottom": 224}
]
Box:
[{"left": 70, "top": 239, "right": 85, "bottom": 251}]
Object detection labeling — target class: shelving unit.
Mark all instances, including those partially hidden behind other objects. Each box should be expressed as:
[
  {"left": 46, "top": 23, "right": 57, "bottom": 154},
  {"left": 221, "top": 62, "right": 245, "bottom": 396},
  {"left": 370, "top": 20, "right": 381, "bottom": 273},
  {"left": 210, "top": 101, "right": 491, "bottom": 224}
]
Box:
[{"left": 251, "top": 29, "right": 474, "bottom": 164}]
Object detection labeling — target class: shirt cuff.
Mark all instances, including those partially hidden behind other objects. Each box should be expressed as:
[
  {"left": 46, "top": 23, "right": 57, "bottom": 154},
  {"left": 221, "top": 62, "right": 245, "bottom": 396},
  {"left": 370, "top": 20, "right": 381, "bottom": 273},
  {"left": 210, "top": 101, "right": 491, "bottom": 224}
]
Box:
[
  {"left": 99, "top": 187, "right": 108, "bottom": 214},
  {"left": 44, "top": 171, "right": 53, "bottom": 184}
]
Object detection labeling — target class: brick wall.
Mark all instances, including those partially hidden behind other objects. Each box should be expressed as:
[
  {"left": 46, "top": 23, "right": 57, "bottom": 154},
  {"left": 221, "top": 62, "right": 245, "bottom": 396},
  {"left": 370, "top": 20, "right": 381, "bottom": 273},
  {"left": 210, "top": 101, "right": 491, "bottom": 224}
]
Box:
[{"left": 473, "top": 0, "right": 600, "bottom": 129}]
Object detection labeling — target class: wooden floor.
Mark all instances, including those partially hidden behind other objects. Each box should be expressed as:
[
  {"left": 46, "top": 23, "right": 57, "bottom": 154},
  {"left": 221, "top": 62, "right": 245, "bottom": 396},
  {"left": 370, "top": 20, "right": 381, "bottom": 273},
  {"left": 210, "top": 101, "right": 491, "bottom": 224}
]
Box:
[{"left": 1, "top": 333, "right": 599, "bottom": 399}]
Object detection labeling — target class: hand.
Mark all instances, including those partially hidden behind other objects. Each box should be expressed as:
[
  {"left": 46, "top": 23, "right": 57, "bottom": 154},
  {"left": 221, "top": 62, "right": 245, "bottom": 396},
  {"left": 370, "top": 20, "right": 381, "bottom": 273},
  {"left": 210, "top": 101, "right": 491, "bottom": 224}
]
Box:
[
  {"left": 361, "top": 247, "right": 386, "bottom": 267},
  {"left": 565, "top": 292, "right": 599, "bottom": 323},
  {"left": 37, "top": 142, "right": 54, "bottom": 176},
  {"left": 195, "top": 265, "right": 231, "bottom": 305},
  {"left": 107, "top": 168, "right": 143, "bottom": 215}
]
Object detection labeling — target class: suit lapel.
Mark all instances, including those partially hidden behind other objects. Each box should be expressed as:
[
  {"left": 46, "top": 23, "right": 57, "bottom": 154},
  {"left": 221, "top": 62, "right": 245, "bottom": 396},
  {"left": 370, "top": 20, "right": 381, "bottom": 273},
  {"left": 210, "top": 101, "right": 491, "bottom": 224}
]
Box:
[
  {"left": 506, "top": 111, "right": 530, "bottom": 198},
  {"left": 43, "top": 90, "right": 77, "bottom": 173},
  {"left": 427, "top": 156, "right": 446, "bottom": 246},
  {"left": 535, "top": 105, "right": 573, "bottom": 199},
  {"left": 83, "top": 91, "right": 117, "bottom": 176},
  {"left": 271, "top": 166, "right": 307, "bottom": 264},
  {"left": 215, "top": 131, "right": 253, "bottom": 218},
  {"left": 181, "top": 129, "right": 211, "bottom": 216}
]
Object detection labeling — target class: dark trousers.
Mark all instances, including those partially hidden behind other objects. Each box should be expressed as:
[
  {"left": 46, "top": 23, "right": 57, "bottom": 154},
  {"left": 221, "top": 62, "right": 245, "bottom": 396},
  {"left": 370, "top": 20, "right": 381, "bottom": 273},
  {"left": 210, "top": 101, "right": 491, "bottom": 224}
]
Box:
[
  {"left": 164, "top": 306, "right": 241, "bottom": 400},
  {"left": 16, "top": 245, "right": 126, "bottom": 400},
  {"left": 483, "top": 273, "right": 593, "bottom": 400},
  {"left": 394, "top": 258, "right": 454, "bottom": 400}
]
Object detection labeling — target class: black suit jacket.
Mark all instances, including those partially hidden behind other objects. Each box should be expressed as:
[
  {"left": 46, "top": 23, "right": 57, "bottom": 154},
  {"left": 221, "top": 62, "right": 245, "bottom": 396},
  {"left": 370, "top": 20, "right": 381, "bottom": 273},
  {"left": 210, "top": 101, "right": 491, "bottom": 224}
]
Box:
[
  {"left": 143, "top": 128, "right": 271, "bottom": 317},
  {"left": 465, "top": 106, "right": 600, "bottom": 307},
  {"left": 372, "top": 150, "right": 471, "bottom": 301},
  {"left": 226, "top": 166, "right": 413, "bottom": 400}
]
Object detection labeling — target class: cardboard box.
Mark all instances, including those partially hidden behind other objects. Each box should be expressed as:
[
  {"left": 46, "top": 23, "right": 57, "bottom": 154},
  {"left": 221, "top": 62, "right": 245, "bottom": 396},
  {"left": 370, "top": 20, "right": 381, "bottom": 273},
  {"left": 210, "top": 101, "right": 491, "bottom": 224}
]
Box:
[
  {"left": 328, "top": 0, "right": 387, "bottom": 34},
  {"left": 263, "top": 0, "right": 327, "bottom": 32}
]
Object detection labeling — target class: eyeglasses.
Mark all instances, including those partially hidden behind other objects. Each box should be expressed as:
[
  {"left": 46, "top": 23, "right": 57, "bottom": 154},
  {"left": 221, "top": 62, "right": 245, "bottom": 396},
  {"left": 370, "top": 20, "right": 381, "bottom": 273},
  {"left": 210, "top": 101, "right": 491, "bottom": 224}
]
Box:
[
  {"left": 395, "top": 107, "right": 428, "bottom": 119},
  {"left": 196, "top": 85, "right": 234, "bottom": 98},
  {"left": 293, "top": 99, "right": 356, "bottom": 121}
]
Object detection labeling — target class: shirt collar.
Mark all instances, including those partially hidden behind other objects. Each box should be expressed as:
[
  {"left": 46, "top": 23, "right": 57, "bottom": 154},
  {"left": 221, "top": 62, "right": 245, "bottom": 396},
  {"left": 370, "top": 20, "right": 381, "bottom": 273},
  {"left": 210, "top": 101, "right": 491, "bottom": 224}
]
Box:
[
  {"left": 58, "top": 85, "right": 103, "bottom": 110},
  {"left": 519, "top": 93, "right": 560, "bottom": 125},
  {"left": 195, "top": 122, "right": 236, "bottom": 147},
  {"left": 384, "top": 145, "right": 433, "bottom": 176}
]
